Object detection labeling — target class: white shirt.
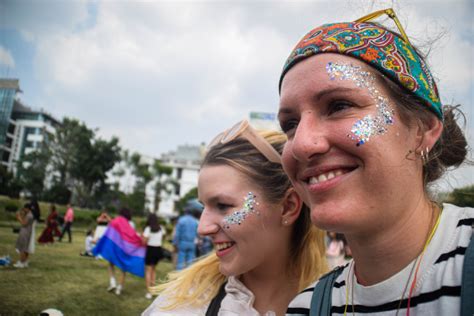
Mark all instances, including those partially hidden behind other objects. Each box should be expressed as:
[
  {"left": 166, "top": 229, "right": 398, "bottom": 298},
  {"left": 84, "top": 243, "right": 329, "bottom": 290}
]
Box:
[
  {"left": 142, "top": 276, "right": 276, "bottom": 316},
  {"left": 286, "top": 203, "right": 474, "bottom": 315},
  {"left": 143, "top": 226, "right": 164, "bottom": 247}
]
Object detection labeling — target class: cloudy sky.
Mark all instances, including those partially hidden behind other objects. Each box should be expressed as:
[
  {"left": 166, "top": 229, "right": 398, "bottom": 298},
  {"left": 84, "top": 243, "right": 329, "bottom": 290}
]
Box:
[{"left": 0, "top": 0, "right": 472, "bottom": 191}]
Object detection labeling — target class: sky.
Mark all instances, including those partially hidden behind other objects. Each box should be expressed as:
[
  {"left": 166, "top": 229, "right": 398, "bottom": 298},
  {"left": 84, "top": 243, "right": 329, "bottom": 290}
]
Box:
[{"left": 0, "top": 0, "right": 472, "bottom": 192}]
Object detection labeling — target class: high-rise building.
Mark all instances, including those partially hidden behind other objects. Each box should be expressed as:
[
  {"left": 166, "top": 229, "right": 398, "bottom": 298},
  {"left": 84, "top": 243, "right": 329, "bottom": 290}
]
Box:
[
  {"left": 0, "top": 79, "right": 21, "bottom": 169},
  {"left": 8, "top": 99, "right": 60, "bottom": 173},
  {"left": 0, "top": 78, "right": 60, "bottom": 173}
]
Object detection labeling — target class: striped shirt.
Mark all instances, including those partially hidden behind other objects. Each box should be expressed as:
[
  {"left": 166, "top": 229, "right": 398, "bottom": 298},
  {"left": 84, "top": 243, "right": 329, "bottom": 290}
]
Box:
[{"left": 287, "top": 203, "right": 474, "bottom": 315}]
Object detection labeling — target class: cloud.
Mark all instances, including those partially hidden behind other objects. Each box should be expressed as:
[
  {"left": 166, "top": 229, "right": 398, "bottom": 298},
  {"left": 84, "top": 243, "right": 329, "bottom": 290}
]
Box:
[
  {"left": 2, "top": 0, "right": 473, "bottom": 191},
  {"left": 0, "top": 46, "right": 15, "bottom": 68}
]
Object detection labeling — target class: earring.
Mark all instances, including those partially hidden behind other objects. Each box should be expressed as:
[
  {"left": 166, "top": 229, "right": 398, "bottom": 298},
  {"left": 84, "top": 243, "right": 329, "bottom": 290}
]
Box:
[
  {"left": 283, "top": 220, "right": 288, "bottom": 225},
  {"left": 421, "top": 147, "right": 430, "bottom": 165}
]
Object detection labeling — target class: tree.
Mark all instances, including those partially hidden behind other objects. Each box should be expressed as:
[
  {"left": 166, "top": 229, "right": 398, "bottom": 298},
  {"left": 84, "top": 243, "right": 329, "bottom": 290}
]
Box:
[
  {"left": 0, "top": 165, "right": 21, "bottom": 198},
  {"left": 48, "top": 117, "right": 121, "bottom": 207},
  {"left": 126, "top": 152, "right": 153, "bottom": 215},
  {"left": 447, "top": 185, "right": 474, "bottom": 207},
  {"left": 151, "top": 159, "right": 177, "bottom": 212},
  {"left": 15, "top": 142, "right": 51, "bottom": 199},
  {"left": 175, "top": 187, "right": 198, "bottom": 215}
]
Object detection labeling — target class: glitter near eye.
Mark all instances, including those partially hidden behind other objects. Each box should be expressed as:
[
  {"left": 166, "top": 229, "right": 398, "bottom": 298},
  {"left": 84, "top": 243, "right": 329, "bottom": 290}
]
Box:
[
  {"left": 222, "top": 192, "right": 259, "bottom": 229},
  {"left": 326, "top": 62, "right": 395, "bottom": 146}
]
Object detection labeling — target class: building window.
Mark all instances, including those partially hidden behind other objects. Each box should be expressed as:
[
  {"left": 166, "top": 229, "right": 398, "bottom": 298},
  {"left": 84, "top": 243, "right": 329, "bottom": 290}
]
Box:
[
  {"left": 177, "top": 168, "right": 183, "bottom": 179},
  {"left": 175, "top": 184, "right": 181, "bottom": 196}
]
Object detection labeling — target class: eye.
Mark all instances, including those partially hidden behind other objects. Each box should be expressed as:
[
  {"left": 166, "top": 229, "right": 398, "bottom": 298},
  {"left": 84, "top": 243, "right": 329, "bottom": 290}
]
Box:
[
  {"left": 327, "top": 100, "right": 354, "bottom": 115},
  {"left": 279, "top": 118, "right": 299, "bottom": 135},
  {"left": 216, "top": 202, "right": 233, "bottom": 212}
]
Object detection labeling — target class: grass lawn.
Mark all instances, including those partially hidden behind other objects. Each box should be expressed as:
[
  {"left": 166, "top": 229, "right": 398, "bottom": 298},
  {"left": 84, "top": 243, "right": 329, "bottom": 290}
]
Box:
[{"left": 0, "top": 224, "right": 174, "bottom": 315}]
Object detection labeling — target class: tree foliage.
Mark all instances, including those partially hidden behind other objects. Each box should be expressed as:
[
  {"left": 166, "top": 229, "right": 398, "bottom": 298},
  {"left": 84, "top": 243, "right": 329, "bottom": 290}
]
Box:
[
  {"left": 446, "top": 185, "right": 474, "bottom": 207},
  {"left": 16, "top": 143, "right": 51, "bottom": 199}
]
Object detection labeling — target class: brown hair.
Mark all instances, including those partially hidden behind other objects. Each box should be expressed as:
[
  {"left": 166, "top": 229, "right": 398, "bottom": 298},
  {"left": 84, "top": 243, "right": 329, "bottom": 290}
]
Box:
[{"left": 378, "top": 74, "right": 468, "bottom": 185}]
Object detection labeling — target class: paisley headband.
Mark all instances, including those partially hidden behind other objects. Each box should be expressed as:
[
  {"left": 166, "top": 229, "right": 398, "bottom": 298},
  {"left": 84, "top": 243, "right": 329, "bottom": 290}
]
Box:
[{"left": 279, "top": 13, "right": 443, "bottom": 120}]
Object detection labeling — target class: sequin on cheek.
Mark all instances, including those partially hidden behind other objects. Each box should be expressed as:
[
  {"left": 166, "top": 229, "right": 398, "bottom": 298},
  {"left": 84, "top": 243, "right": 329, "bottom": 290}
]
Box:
[
  {"left": 222, "top": 192, "right": 259, "bottom": 229},
  {"left": 326, "top": 62, "right": 395, "bottom": 146}
]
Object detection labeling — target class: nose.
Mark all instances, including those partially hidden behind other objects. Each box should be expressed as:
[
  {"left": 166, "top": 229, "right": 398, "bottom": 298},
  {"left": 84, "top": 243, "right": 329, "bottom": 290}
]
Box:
[
  {"left": 289, "top": 115, "right": 330, "bottom": 162},
  {"left": 197, "top": 209, "right": 220, "bottom": 236}
]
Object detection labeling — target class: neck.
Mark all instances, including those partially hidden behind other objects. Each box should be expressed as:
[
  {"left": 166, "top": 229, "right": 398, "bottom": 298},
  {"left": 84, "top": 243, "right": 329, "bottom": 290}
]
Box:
[
  {"left": 348, "top": 199, "right": 439, "bottom": 285},
  {"left": 240, "top": 250, "right": 299, "bottom": 315}
]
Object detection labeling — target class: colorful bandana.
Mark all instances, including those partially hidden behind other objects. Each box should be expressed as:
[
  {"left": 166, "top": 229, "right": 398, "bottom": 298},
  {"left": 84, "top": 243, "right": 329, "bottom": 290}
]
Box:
[{"left": 279, "top": 22, "right": 443, "bottom": 120}]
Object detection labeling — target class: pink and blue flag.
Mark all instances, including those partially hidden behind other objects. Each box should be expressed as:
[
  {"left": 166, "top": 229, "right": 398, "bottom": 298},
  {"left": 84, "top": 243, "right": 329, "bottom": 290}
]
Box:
[{"left": 93, "top": 216, "right": 145, "bottom": 277}]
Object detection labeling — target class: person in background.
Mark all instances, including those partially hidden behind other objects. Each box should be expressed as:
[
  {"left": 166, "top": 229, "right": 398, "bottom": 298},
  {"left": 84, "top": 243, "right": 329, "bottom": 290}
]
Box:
[
  {"left": 143, "top": 125, "right": 327, "bottom": 315},
  {"left": 325, "top": 232, "right": 347, "bottom": 269},
  {"left": 94, "top": 209, "right": 112, "bottom": 243},
  {"left": 38, "top": 204, "right": 61, "bottom": 244},
  {"left": 80, "top": 230, "right": 94, "bottom": 257},
  {"left": 142, "top": 213, "right": 165, "bottom": 300},
  {"left": 28, "top": 199, "right": 41, "bottom": 255},
  {"left": 172, "top": 200, "right": 200, "bottom": 270},
  {"left": 59, "top": 204, "right": 74, "bottom": 243},
  {"left": 93, "top": 208, "right": 145, "bottom": 296},
  {"left": 14, "top": 203, "right": 34, "bottom": 268},
  {"left": 278, "top": 8, "right": 473, "bottom": 314}
]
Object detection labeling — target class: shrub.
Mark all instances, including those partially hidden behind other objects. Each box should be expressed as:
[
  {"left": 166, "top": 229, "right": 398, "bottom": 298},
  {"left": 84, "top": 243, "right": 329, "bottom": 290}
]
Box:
[{"left": 5, "top": 202, "right": 20, "bottom": 213}]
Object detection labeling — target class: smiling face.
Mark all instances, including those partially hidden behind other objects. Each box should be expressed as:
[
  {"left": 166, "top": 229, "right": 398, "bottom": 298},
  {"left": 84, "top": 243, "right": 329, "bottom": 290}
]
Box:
[
  {"left": 278, "top": 54, "right": 424, "bottom": 234},
  {"left": 197, "top": 164, "right": 287, "bottom": 277}
]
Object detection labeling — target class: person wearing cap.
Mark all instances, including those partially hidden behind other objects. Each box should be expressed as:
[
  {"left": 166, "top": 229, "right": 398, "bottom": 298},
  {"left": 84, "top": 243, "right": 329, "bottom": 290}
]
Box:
[
  {"left": 173, "top": 200, "right": 201, "bottom": 270},
  {"left": 278, "top": 8, "right": 472, "bottom": 315},
  {"left": 14, "top": 203, "right": 35, "bottom": 268}
]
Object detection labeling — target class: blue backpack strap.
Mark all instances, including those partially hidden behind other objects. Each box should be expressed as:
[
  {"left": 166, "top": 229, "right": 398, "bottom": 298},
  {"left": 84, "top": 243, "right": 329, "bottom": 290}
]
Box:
[
  {"left": 310, "top": 266, "right": 344, "bottom": 316},
  {"left": 461, "top": 229, "right": 474, "bottom": 316}
]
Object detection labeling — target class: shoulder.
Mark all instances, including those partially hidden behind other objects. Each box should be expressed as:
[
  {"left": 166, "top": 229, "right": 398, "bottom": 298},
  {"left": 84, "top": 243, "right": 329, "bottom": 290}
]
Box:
[
  {"left": 143, "top": 226, "right": 150, "bottom": 235},
  {"left": 286, "top": 264, "right": 348, "bottom": 316},
  {"left": 142, "top": 292, "right": 208, "bottom": 316},
  {"left": 285, "top": 281, "right": 317, "bottom": 315}
]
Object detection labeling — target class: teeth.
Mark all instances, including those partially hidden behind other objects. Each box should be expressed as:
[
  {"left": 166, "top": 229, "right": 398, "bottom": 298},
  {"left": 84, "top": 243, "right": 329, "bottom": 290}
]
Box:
[
  {"left": 216, "top": 242, "right": 233, "bottom": 251},
  {"left": 308, "top": 169, "right": 345, "bottom": 184}
]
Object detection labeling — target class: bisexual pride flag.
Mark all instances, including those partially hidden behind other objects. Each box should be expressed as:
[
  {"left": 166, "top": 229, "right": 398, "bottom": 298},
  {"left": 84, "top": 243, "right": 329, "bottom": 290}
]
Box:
[{"left": 93, "top": 216, "right": 145, "bottom": 277}]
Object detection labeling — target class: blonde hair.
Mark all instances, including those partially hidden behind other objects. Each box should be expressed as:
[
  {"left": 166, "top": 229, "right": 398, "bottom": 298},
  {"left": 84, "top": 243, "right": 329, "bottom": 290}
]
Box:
[{"left": 153, "top": 130, "right": 327, "bottom": 309}]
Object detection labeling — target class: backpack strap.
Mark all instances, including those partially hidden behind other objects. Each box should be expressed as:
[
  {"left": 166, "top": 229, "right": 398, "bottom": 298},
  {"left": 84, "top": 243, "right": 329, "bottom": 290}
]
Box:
[
  {"left": 461, "top": 227, "right": 474, "bottom": 316},
  {"left": 310, "top": 265, "right": 344, "bottom": 316},
  {"left": 205, "top": 281, "right": 227, "bottom": 316}
]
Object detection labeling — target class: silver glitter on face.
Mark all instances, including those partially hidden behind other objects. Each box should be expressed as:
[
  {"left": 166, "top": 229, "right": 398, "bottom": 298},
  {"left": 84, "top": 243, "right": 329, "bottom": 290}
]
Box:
[
  {"left": 222, "top": 192, "right": 259, "bottom": 229},
  {"left": 326, "top": 62, "right": 395, "bottom": 146}
]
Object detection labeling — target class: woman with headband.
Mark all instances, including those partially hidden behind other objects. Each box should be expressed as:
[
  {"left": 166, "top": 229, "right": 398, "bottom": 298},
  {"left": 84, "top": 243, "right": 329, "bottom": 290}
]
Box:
[
  {"left": 143, "top": 121, "right": 327, "bottom": 315},
  {"left": 278, "top": 8, "right": 473, "bottom": 316}
]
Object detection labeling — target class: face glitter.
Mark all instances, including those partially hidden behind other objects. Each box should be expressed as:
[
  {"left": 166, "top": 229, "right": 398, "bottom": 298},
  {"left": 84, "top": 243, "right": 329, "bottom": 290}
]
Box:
[
  {"left": 222, "top": 192, "right": 259, "bottom": 229},
  {"left": 326, "top": 62, "right": 395, "bottom": 146}
]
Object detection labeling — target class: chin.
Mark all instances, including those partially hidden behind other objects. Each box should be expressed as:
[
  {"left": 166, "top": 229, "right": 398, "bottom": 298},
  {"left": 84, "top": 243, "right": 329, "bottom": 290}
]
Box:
[{"left": 309, "top": 204, "right": 351, "bottom": 231}]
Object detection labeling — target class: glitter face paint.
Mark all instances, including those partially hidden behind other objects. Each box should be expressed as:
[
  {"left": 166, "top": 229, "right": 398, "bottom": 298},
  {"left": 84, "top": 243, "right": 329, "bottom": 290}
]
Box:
[
  {"left": 326, "top": 62, "right": 395, "bottom": 146},
  {"left": 222, "top": 192, "right": 259, "bottom": 229}
]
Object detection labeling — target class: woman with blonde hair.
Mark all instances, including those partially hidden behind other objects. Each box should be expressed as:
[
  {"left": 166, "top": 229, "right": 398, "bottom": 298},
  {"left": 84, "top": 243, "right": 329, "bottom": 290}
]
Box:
[{"left": 143, "top": 121, "right": 327, "bottom": 315}]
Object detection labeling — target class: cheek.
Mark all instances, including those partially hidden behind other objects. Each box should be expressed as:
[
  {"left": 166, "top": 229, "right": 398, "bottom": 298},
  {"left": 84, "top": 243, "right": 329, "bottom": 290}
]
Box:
[{"left": 282, "top": 142, "right": 297, "bottom": 179}]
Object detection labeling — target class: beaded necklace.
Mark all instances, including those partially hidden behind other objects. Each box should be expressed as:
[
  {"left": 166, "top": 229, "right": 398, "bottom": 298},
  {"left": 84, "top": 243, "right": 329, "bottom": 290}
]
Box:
[{"left": 343, "top": 205, "right": 443, "bottom": 316}]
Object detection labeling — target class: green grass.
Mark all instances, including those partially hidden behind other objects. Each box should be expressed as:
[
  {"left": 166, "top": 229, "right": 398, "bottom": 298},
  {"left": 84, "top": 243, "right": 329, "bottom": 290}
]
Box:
[{"left": 0, "top": 224, "right": 174, "bottom": 315}]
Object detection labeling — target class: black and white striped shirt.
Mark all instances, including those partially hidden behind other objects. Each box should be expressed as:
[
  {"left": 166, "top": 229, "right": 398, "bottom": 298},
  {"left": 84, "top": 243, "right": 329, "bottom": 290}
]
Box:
[{"left": 287, "top": 204, "right": 474, "bottom": 315}]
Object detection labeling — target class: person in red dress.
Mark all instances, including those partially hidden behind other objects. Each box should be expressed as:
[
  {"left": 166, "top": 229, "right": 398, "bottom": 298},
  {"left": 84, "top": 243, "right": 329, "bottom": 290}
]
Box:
[{"left": 38, "top": 205, "right": 61, "bottom": 244}]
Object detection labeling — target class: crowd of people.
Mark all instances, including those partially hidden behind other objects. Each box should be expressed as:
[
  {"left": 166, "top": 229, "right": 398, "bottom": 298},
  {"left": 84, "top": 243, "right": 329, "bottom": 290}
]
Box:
[
  {"left": 12, "top": 198, "right": 214, "bottom": 300},
  {"left": 6, "top": 6, "right": 473, "bottom": 316}
]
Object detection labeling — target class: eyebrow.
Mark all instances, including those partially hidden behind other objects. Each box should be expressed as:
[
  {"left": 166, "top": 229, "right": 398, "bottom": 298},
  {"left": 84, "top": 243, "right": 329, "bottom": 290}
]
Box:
[{"left": 279, "top": 86, "right": 357, "bottom": 116}]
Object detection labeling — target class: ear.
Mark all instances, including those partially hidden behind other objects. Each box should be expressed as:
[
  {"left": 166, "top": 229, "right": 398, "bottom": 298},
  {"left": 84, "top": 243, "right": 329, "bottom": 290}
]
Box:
[
  {"left": 280, "top": 188, "right": 303, "bottom": 226},
  {"left": 415, "top": 115, "right": 443, "bottom": 153}
]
